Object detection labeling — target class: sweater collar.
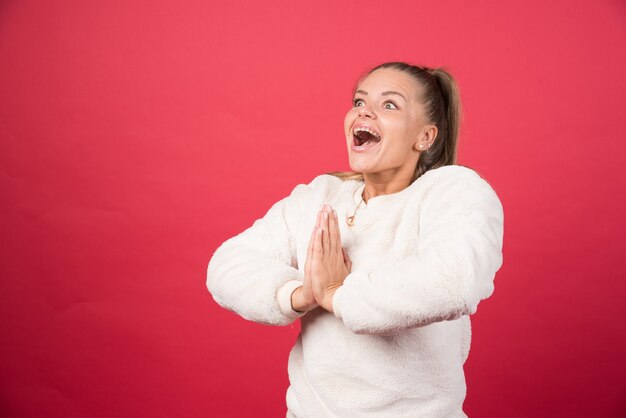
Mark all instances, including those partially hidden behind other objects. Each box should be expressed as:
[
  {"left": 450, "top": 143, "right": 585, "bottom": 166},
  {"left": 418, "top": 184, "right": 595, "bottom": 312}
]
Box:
[{"left": 352, "top": 179, "right": 417, "bottom": 208}]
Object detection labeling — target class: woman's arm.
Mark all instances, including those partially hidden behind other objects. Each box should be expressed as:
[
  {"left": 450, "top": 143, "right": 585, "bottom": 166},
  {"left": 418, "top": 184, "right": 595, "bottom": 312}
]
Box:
[
  {"left": 206, "top": 176, "right": 330, "bottom": 326},
  {"left": 331, "top": 169, "right": 504, "bottom": 335}
]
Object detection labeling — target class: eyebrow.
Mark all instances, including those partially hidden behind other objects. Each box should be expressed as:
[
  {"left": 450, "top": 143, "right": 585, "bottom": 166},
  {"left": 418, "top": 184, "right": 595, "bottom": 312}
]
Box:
[{"left": 354, "top": 89, "right": 407, "bottom": 102}]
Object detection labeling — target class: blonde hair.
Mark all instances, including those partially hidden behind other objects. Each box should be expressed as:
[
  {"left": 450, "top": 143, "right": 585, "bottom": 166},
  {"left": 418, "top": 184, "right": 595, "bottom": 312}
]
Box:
[{"left": 328, "top": 62, "right": 462, "bottom": 183}]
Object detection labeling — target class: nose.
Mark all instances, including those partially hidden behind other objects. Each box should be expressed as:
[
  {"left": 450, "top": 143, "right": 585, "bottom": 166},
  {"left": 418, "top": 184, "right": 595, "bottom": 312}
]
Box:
[{"left": 358, "top": 104, "right": 375, "bottom": 119}]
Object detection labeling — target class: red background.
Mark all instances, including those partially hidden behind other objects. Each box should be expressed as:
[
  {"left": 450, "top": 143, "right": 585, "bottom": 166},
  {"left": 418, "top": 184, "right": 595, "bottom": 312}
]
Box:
[{"left": 1, "top": 1, "right": 625, "bottom": 417}]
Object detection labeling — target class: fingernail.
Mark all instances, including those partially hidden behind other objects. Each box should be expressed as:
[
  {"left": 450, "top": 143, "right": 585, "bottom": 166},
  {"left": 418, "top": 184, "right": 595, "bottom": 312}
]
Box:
[
  {"left": 332, "top": 209, "right": 337, "bottom": 218},
  {"left": 323, "top": 212, "right": 328, "bottom": 220}
]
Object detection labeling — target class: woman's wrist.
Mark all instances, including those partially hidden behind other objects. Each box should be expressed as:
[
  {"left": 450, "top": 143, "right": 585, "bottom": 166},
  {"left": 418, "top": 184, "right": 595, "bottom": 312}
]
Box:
[
  {"left": 290, "top": 286, "right": 317, "bottom": 313},
  {"left": 318, "top": 285, "right": 341, "bottom": 313}
]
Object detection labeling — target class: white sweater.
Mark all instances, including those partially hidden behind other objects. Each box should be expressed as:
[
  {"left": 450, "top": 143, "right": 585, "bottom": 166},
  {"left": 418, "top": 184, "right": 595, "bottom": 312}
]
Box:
[{"left": 206, "top": 165, "right": 504, "bottom": 418}]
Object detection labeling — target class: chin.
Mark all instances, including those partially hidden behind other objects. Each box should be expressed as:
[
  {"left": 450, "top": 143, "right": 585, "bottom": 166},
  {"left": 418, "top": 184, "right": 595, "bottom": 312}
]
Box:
[
  {"left": 347, "top": 144, "right": 383, "bottom": 170},
  {"left": 348, "top": 159, "right": 373, "bottom": 174}
]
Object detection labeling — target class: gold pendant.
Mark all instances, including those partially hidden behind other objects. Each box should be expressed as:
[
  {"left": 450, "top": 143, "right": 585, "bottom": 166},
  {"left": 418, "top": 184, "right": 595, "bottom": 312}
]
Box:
[{"left": 347, "top": 216, "right": 355, "bottom": 226}]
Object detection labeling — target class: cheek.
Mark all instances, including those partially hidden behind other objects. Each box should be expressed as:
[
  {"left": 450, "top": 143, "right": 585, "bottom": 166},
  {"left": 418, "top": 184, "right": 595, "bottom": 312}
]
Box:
[
  {"left": 344, "top": 110, "right": 356, "bottom": 136},
  {"left": 381, "top": 117, "right": 418, "bottom": 149},
  {"left": 381, "top": 115, "right": 409, "bottom": 137},
  {"left": 396, "top": 116, "right": 420, "bottom": 137}
]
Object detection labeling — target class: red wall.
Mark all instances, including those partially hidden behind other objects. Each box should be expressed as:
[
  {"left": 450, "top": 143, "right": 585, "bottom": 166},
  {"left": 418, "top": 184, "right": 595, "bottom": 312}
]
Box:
[{"left": 1, "top": 1, "right": 625, "bottom": 417}]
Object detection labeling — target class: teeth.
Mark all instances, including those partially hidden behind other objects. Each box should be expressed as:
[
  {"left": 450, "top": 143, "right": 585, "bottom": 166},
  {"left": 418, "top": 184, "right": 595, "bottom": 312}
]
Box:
[{"left": 354, "top": 126, "right": 381, "bottom": 139}]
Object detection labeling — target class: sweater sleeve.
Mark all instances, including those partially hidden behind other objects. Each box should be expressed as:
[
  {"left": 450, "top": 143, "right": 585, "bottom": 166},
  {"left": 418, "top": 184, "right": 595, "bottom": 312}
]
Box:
[
  {"left": 206, "top": 175, "right": 333, "bottom": 325},
  {"left": 206, "top": 182, "right": 313, "bottom": 327},
  {"left": 331, "top": 170, "right": 504, "bottom": 335}
]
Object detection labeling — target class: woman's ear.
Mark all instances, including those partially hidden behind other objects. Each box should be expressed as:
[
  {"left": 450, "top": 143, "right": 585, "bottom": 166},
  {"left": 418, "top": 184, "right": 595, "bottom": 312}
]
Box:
[{"left": 414, "top": 125, "right": 438, "bottom": 151}]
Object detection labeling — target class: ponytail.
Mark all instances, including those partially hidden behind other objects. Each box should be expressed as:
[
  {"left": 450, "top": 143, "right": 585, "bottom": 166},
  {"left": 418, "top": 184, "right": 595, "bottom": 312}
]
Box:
[{"left": 414, "top": 66, "right": 461, "bottom": 181}]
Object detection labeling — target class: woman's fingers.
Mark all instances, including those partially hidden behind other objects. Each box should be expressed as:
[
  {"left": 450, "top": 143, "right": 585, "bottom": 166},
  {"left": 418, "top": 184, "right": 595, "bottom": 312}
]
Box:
[
  {"left": 321, "top": 204, "right": 341, "bottom": 256},
  {"left": 310, "top": 205, "right": 353, "bottom": 311},
  {"left": 313, "top": 204, "right": 344, "bottom": 263},
  {"left": 314, "top": 221, "right": 323, "bottom": 257},
  {"left": 321, "top": 207, "right": 330, "bottom": 256},
  {"left": 342, "top": 247, "right": 352, "bottom": 272},
  {"left": 316, "top": 206, "right": 322, "bottom": 228},
  {"left": 326, "top": 207, "right": 335, "bottom": 254},
  {"left": 306, "top": 209, "right": 323, "bottom": 276},
  {"left": 328, "top": 208, "right": 341, "bottom": 255},
  {"left": 305, "top": 225, "right": 316, "bottom": 276}
]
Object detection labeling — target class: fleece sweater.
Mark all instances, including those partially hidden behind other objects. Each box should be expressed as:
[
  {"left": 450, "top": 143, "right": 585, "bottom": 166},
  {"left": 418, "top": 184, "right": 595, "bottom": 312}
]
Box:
[{"left": 206, "top": 165, "right": 504, "bottom": 418}]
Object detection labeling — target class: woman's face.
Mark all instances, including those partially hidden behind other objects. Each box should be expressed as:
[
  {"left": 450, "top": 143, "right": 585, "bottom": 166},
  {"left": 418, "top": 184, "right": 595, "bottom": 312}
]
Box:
[{"left": 344, "top": 67, "right": 434, "bottom": 178}]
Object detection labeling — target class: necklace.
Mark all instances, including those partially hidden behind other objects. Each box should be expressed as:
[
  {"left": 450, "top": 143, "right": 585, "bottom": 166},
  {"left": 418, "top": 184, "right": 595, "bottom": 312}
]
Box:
[{"left": 346, "top": 195, "right": 365, "bottom": 226}]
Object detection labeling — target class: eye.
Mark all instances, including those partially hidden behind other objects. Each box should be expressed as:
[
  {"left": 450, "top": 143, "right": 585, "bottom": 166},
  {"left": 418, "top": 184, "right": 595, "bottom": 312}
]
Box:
[
  {"left": 383, "top": 101, "right": 398, "bottom": 110},
  {"left": 352, "top": 98, "right": 365, "bottom": 107}
]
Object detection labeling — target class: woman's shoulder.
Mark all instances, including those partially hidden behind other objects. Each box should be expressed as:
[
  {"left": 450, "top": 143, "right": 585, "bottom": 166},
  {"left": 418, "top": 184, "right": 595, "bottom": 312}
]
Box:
[
  {"left": 416, "top": 165, "right": 503, "bottom": 212},
  {"left": 307, "top": 172, "right": 347, "bottom": 189},
  {"left": 420, "top": 164, "right": 483, "bottom": 183},
  {"left": 420, "top": 165, "right": 499, "bottom": 193},
  {"left": 287, "top": 172, "right": 354, "bottom": 203}
]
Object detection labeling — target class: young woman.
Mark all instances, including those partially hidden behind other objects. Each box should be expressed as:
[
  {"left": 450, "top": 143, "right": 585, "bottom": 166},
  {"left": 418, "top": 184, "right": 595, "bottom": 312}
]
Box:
[{"left": 207, "top": 62, "right": 504, "bottom": 417}]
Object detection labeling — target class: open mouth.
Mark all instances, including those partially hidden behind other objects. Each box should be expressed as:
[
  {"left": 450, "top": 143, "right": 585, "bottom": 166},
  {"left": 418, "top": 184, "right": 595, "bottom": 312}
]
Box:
[{"left": 353, "top": 126, "right": 382, "bottom": 148}]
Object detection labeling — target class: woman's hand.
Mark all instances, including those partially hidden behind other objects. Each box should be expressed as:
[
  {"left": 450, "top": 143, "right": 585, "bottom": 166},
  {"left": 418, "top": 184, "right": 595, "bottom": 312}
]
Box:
[
  {"left": 311, "top": 204, "right": 352, "bottom": 313},
  {"left": 290, "top": 209, "right": 323, "bottom": 313}
]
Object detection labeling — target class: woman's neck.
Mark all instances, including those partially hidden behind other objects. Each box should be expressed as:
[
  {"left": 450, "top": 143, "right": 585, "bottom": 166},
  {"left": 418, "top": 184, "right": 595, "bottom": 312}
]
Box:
[{"left": 361, "top": 172, "right": 414, "bottom": 203}]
